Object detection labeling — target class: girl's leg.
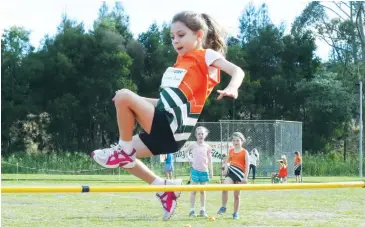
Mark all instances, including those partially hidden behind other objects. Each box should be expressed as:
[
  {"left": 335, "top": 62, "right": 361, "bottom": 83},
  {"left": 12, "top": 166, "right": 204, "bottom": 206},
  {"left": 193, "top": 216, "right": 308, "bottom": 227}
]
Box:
[
  {"left": 92, "top": 89, "right": 155, "bottom": 169},
  {"left": 221, "top": 177, "right": 233, "bottom": 207},
  {"left": 114, "top": 89, "right": 155, "bottom": 140},
  {"left": 217, "top": 177, "right": 233, "bottom": 214},
  {"left": 199, "top": 182, "right": 207, "bottom": 214},
  {"left": 252, "top": 165, "right": 256, "bottom": 184},
  {"left": 123, "top": 135, "right": 168, "bottom": 184},
  {"left": 189, "top": 181, "right": 198, "bottom": 216},
  {"left": 233, "top": 189, "right": 241, "bottom": 213},
  {"left": 92, "top": 89, "right": 181, "bottom": 221}
]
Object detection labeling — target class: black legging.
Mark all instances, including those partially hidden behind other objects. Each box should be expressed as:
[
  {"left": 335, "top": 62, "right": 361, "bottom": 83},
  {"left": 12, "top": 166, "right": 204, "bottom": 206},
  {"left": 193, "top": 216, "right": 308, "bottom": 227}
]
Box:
[{"left": 249, "top": 164, "right": 256, "bottom": 179}]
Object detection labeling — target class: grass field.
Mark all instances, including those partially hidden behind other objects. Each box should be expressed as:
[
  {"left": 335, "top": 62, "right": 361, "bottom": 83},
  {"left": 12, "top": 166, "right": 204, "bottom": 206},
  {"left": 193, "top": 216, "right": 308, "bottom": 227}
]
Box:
[{"left": 1, "top": 175, "right": 365, "bottom": 227}]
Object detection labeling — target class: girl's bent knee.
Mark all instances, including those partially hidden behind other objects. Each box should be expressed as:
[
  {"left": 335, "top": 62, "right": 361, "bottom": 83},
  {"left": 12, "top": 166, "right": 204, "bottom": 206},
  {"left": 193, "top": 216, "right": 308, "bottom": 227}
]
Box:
[{"left": 114, "top": 89, "right": 134, "bottom": 106}]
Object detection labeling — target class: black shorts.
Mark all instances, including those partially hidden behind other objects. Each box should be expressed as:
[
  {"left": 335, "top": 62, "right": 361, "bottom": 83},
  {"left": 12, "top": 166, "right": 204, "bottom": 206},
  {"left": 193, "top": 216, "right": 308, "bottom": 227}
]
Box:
[
  {"left": 295, "top": 166, "right": 302, "bottom": 176},
  {"left": 139, "top": 108, "right": 179, "bottom": 155},
  {"left": 226, "top": 165, "right": 245, "bottom": 183}
]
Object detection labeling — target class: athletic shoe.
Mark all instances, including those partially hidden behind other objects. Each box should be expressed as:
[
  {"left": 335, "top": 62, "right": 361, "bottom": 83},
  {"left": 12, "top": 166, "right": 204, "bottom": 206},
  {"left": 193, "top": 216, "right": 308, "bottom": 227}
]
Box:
[
  {"left": 156, "top": 179, "right": 182, "bottom": 221},
  {"left": 91, "top": 143, "right": 136, "bottom": 168}
]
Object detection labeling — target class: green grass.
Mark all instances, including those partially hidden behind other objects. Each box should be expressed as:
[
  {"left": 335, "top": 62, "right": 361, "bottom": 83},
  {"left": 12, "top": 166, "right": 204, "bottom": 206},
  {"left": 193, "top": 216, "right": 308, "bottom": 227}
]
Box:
[
  {"left": 2, "top": 151, "right": 364, "bottom": 176},
  {"left": 2, "top": 175, "right": 365, "bottom": 227}
]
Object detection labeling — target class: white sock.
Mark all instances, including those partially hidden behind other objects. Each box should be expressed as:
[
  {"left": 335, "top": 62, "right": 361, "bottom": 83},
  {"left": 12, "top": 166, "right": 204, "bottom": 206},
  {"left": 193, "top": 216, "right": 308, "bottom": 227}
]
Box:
[
  {"left": 152, "top": 177, "right": 166, "bottom": 196},
  {"left": 151, "top": 177, "right": 165, "bottom": 185},
  {"left": 190, "top": 208, "right": 195, "bottom": 212},
  {"left": 200, "top": 206, "right": 205, "bottom": 211},
  {"left": 118, "top": 139, "right": 133, "bottom": 154}
]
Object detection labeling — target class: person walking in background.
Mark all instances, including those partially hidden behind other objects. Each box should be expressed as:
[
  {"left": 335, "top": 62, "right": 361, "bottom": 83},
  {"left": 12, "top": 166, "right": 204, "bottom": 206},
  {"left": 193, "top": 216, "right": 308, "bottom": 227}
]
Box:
[{"left": 248, "top": 148, "right": 259, "bottom": 184}]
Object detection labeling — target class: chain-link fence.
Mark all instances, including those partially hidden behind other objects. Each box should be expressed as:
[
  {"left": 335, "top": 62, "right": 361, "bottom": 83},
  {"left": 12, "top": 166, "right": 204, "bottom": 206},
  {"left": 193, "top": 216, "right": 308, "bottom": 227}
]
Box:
[{"left": 153, "top": 120, "right": 302, "bottom": 181}]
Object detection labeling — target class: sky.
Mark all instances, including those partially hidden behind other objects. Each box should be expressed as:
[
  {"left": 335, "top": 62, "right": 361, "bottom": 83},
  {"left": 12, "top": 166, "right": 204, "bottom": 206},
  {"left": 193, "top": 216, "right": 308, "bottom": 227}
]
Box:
[{"left": 1, "top": 0, "right": 332, "bottom": 60}]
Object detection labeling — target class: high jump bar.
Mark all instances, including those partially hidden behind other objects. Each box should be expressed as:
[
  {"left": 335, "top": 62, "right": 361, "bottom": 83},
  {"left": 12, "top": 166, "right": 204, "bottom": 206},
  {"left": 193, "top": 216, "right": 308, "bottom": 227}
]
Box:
[{"left": 1, "top": 181, "right": 364, "bottom": 193}]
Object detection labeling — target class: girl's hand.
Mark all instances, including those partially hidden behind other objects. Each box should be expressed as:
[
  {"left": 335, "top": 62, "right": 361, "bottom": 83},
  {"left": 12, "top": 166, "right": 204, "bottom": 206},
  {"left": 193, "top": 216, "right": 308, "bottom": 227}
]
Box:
[{"left": 217, "top": 86, "right": 238, "bottom": 100}]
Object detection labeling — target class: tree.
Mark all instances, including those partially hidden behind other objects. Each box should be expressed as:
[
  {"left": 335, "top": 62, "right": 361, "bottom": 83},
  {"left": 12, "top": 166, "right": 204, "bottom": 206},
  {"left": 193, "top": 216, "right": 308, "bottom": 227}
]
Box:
[
  {"left": 292, "top": 1, "right": 365, "bottom": 76},
  {"left": 296, "top": 72, "right": 354, "bottom": 152},
  {"left": 293, "top": 1, "right": 365, "bottom": 156},
  {"left": 1, "top": 26, "right": 34, "bottom": 154}
]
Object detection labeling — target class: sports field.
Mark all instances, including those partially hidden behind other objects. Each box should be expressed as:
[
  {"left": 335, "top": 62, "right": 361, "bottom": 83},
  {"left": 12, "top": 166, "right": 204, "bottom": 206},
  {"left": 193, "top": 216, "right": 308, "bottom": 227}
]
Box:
[{"left": 1, "top": 175, "right": 364, "bottom": 227}]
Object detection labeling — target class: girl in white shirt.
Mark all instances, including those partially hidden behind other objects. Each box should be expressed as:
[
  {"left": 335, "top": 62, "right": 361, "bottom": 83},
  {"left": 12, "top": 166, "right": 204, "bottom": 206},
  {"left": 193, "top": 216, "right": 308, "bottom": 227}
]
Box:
[{"left": 248, "top": 148, "right": 259, "bottom": 184}]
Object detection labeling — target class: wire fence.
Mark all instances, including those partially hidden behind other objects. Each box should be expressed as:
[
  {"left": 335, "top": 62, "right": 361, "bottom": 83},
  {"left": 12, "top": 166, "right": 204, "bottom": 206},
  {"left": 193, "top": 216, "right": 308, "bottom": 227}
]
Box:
[{"left": 2, "top": 120, "right": 303, "bottom": 182}]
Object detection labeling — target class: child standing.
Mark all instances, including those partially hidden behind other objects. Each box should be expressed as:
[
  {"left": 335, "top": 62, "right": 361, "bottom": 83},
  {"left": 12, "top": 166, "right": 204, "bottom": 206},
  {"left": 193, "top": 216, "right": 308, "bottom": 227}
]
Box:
[
  {"left": 164, "top": 153, "right": 174, "bottom": 179},
  {"left": 217, "top": 132, "right": 249, "bottom": 220},
  {"left": 91, "top": 11, "right": 245, "bottom": 221},
  {"left": 294, "top": 151, "right": 302, "bottom": 183},
  {"left": 186, "top": 126, "right": 213, "bottom": 217},
  {"left": 248, "top": 148, "right": 259, "bottom": 184}
]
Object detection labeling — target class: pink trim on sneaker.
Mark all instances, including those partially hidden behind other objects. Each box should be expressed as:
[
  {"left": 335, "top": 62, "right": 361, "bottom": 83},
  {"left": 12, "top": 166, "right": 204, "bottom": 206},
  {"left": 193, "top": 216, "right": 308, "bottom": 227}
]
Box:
[
  {"left": 157, "top": 192, "right": 177, "bottom": 212},
  {"left": 104, "top": 149, "right": 136, "bottom": 167}
]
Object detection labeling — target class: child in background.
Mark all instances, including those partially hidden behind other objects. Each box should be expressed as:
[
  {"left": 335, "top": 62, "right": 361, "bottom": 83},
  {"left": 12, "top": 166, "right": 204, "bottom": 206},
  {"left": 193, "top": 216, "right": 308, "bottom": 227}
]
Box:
[
  {"left": 294, "top": 151, "right": 302, "bottom": 183},
  {"left": 217, "top": 132, "right": 249, "bottom": 220},
  {"left": 248, "top": 148, "right": 259, "bottom": 184},
  {"left": 164, "top": 153, "right": 174, "bottom": 179},
  {"left": 271, "top": 155, "right": 288, "bottom": 184},
  {"left": 186, "top": 126, "right": 213, "bottom": 217}
]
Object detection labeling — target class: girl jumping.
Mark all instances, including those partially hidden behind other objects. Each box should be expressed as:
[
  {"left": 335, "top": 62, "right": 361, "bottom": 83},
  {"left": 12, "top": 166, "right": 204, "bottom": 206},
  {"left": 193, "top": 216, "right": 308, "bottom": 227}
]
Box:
[{"left": 91, "top": 11, "right": 245, "bottom": 221}]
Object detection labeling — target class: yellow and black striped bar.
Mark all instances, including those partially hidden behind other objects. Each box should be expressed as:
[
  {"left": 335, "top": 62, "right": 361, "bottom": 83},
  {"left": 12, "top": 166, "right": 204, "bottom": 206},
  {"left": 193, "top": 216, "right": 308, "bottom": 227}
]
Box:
[{"left": 1, "top": 181, "right": 364, "bottom": 193}]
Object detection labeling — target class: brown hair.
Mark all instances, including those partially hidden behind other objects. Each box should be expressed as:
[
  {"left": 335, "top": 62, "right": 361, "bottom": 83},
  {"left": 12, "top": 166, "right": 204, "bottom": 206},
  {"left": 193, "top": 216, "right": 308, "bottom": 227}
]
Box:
[
  {"left": 232, "top": 132, "right": 246, "bottom": 143},
  {"left": 172, "top": 11, "right": 227, "bottom": 55},
  {"left": 294, "top": 151, "right": 301, "bottom": 158}
]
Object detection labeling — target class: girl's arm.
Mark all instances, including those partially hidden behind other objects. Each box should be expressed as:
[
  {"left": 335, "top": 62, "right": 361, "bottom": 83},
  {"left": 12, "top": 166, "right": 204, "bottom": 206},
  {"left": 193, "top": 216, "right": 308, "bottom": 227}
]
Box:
[
  {"left": 223, "top": 150, "right": 230, "bottom": 172},
  {"left": 212, "top": 58, "right": 245, "bottom": 100},
  {"left": 207, "top": 146, "right": 213, "bottom": 178},
  {"left": 186, "top": 143, "right": 195, "bottom": 163}
]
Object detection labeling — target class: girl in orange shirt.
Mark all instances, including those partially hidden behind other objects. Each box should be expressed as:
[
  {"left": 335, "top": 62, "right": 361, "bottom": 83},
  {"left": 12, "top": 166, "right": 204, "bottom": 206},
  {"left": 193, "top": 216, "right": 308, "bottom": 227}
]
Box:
[
  {"left": 271, "top": 155, "right": 288, "bottom": 183},
  {"left": 294, "top": 151, "right": 302, "bottom": 183},
  {"left": 91, "top": 11, "right": 245, "bottom": 221},
  {"left": 217, "top": 132, "right": 249, "bottom": 220}
]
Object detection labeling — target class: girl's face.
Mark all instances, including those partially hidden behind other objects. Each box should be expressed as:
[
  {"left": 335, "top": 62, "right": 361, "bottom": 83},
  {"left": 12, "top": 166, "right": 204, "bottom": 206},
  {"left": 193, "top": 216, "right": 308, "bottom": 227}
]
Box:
[
  {"left": 195, "top": 129, "right": 206, "bottom": 141},
  {"left": 170, "top": 21, "right": 202, "bottom": 56},
  {"left": 232, "top": 137, "right": 242, "bottom": 148}
]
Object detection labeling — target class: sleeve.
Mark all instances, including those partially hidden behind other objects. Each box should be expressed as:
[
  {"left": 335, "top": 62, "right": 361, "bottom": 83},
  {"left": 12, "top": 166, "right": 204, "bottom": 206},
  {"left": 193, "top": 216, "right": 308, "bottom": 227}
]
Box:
[
  {"left": 205, "top": 49, "right": 224, "bottom": 83},
  {"left": 205, "top": 49, "right": 224, "bottom": 66}
]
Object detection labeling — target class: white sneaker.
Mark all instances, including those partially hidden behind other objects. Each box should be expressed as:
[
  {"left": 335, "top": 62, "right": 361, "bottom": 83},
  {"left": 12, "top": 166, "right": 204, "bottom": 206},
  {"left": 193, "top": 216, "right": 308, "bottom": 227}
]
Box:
[
  {"left": 91, "top": 144, "right": 136, "bottom": 168},
  {"left": 156, "top": 179, "right": 182, "bottom": 221}
]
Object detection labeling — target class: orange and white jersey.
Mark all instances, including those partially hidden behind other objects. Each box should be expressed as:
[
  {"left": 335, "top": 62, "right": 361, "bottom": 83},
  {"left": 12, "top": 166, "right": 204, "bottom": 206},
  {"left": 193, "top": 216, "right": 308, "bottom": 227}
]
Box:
[
  {"left": 228, "top": 148, "right": 248, "bottom": 173},
  {"left": 156, "top": 49, "right": 223, "bottom": 146}
]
